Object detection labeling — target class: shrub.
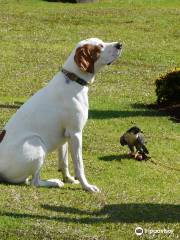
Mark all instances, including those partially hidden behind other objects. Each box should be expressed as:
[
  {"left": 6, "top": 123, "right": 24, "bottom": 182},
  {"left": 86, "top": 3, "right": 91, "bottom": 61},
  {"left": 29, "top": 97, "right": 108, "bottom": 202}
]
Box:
[{"left": 155, "top": 68, "right": 180, "bottom": 105}]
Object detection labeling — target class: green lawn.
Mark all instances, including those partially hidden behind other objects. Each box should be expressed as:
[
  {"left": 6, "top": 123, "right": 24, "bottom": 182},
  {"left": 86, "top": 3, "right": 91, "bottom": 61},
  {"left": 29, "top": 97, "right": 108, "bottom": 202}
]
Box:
[{"left": 0, "top": 0, "right": 180, "bottom": 239}]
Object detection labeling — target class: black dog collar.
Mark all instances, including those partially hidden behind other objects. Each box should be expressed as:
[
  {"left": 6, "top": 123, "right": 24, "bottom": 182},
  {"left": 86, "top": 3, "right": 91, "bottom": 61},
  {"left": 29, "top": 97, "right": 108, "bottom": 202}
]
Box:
[{"left": 62, "top": 68, "right": 88, "bottom": 86}]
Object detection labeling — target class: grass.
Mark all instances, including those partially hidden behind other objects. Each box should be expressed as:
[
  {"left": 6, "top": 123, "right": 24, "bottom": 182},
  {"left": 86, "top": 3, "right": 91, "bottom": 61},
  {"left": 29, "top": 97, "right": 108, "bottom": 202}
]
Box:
[{"left": 0, "top": 0, "right": 180, "bottom": 239}]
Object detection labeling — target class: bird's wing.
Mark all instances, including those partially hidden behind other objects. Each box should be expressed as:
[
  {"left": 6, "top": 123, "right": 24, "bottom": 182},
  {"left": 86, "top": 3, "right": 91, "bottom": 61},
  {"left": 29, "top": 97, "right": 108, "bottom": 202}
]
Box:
[
  {"left": 137, "top": 132, "right": 145, "bottom": 144},
  {"left": 124, "top": 132, "right": 137, "bottom": 145}
]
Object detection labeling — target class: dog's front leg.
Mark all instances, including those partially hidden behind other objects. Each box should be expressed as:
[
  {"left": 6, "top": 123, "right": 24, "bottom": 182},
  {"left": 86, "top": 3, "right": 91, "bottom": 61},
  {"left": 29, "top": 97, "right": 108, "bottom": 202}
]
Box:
[
  {"left": 58, "top": 141, "right": 79, "bottom": 184},
  {"left": 68, "top": 131, "right": 100, "bottom": 193}
]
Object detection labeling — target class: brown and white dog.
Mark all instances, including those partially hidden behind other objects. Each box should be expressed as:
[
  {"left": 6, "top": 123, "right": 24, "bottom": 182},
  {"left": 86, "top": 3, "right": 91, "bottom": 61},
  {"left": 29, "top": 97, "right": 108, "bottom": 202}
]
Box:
[{"left": 0, "top": 38, "right": 122, "bottom": 192}]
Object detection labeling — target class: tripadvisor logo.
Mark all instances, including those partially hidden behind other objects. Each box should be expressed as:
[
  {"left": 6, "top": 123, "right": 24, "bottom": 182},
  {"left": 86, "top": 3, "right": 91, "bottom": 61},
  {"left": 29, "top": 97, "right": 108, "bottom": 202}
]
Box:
[
  {"left": 135, "top": 227, "right": 144, "bottom": 236},
  {"left": 135, "top": 226, "right": 175, "bottom": 237}
]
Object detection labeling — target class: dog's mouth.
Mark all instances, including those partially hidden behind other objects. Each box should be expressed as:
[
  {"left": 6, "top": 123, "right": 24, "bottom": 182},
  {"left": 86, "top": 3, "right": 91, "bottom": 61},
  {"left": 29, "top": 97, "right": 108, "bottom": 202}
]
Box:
[
  {"left": 107, "top": 53, "right": 120, "bottom": 65},
  {"left": 107, "top": 48, "right": 122, "bottom": 65}
]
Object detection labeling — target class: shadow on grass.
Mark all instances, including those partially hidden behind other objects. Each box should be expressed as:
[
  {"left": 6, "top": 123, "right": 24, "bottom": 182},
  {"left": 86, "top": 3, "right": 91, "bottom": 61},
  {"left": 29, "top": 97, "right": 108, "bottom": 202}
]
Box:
[
  {"left": 43, "top": 0, "right": 76, "bottom": 3},
  {"left": 0, "top": 104, "right": 21, "bottom": 109},
  {"left": 99, "top": 154, "right": 129, "bottom": 161},
  {"left": 131, "top": 103, "right": 149, "bottom": 109},
  {"left": 1, "top": 101, "right": 178, "bottom": 122},
  {"left": 132, "top": 103, "right": 180, "bottom": 123},
  {"left": 1, "top": 203, "right": 179, "bottom": 223},
  {"left": 89, "top": 109, "right": 166, "bottom": 119},
  {"left": 0, "top": 102, "right": 23, "bottom": 110},
  {"left": 0, "top": 102, "right": 165, "bottom": 119}
]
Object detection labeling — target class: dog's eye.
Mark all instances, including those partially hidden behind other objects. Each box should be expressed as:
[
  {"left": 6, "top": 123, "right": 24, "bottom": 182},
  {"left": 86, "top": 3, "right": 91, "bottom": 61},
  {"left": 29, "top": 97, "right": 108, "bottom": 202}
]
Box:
[
  {"left": 99, "top": 44, "right": 104, "bottom": 48},
  {"left": 98, "top": 44, "right": 105, "bottom": 51}
]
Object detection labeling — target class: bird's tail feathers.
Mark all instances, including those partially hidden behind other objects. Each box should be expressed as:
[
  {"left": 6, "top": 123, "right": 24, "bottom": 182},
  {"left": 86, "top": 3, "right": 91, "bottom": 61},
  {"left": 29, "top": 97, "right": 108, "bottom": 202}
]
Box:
[{"left": 141, "top": 144, "right": 149, "bottom": 154}]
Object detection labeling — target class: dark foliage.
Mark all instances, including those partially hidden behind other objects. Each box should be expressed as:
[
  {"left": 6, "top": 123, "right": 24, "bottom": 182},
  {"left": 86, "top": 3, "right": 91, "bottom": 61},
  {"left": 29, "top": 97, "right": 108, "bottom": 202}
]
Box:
[{"left": 155, "top": 69, "right": 180, "bottom": 105}]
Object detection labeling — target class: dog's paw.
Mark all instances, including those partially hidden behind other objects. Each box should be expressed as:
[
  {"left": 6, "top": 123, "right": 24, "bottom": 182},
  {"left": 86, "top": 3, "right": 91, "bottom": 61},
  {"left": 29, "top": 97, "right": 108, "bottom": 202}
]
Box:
[
  {"left": 46, "top": 179, "right": 64, "bottom": 188},
  {"left": 63, "top": 176, "right": 79, "bottom": 184},
  {"left": 83, "top": 184, "right": 100, "bottom": 193}
]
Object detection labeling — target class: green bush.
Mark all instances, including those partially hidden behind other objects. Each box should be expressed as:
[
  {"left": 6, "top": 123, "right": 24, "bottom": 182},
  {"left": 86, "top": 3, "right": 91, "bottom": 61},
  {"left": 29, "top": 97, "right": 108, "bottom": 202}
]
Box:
[{"left": 155, "top": 68, "right": 180, "bottom": 105}]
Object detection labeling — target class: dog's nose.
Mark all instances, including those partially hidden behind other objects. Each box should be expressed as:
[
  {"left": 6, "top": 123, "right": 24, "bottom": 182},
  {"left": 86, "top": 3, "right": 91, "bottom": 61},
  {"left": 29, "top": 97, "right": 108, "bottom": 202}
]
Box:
[{"left": 115, "top": 43, "right": 122, "bottom": 49}]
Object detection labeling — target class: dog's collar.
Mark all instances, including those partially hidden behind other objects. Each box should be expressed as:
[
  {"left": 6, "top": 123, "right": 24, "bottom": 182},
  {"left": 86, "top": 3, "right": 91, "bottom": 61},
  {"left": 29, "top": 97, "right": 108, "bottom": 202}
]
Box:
[{"left": 62, "top": 68, "right": 88, "bottom": 86}]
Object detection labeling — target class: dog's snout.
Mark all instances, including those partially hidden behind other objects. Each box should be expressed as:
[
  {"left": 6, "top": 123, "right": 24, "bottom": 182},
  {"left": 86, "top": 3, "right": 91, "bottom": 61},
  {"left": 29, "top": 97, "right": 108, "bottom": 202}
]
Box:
[{"left": 115, "top": 43, "right": 122, "bottom": 49}]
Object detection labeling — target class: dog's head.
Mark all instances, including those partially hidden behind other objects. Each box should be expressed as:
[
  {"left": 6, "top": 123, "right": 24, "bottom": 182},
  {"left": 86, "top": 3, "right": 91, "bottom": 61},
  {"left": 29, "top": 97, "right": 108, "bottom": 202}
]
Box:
[{"left": 74, "top": 38, "right": 122, "bottom": 74}]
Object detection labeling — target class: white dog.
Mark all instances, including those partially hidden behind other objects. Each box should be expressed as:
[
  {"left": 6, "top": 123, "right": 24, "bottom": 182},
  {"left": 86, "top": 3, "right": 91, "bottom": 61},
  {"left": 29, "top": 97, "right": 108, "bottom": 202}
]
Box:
[{"left": 0, "top": 38, "right": 122, "bottom": 192}]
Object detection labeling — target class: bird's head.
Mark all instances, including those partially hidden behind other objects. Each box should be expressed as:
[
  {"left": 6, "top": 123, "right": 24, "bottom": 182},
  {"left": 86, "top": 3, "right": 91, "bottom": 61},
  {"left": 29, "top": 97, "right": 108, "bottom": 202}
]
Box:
[{"left": 127, "top": 126, "right": 142, "bottom": 134}]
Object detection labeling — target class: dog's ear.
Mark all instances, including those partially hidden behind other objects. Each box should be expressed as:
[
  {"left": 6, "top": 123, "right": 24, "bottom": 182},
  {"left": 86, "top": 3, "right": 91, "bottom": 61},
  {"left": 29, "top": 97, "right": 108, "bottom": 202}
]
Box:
[{"left": 74, "top": 44, "right": 101, "bottom": 73}]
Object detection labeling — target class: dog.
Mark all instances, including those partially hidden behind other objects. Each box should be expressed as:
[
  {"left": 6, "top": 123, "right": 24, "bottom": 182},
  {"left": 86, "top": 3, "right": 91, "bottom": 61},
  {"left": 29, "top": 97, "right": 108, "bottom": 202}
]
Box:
[{"left": 0, "top": 38, "right": 122, "bottom": 192}]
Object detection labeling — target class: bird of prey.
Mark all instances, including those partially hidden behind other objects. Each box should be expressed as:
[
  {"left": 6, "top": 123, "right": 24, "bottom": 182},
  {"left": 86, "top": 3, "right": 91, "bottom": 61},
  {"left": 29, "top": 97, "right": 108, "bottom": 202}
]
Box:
[{"left": 120, "top": 126, "right": 149, "bottom": 160}]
